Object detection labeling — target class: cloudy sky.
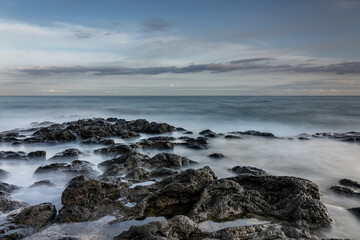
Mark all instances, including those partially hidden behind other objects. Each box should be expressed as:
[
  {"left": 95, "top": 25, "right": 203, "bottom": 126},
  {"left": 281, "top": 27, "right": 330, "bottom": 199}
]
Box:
[{"left": 0, "top": 0, "right": 359, "bottom": 95}]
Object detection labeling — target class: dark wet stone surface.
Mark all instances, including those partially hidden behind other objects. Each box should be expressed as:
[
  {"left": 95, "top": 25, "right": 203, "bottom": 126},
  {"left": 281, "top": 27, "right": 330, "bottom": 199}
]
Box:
[{"left": 208, "top": 153, "right": 224, "bottom": 159}]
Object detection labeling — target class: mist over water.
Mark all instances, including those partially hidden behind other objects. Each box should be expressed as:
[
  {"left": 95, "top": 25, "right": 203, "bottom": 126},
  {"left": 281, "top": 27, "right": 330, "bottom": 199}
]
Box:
[{"left": 1, "top": 96, "right": 360, "bottom": 239}]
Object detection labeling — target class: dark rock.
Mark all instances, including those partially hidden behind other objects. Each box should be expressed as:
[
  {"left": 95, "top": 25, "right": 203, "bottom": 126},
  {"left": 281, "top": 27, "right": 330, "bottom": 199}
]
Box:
[
  {"left": 144, "top": 153, "right": 197, "bottom": 169},
  {"left": 0, "top": 203, "right": 57, "bottom": 239},
  {"left": 339, "top": 178, "right": 360, "bottom": 189},
  {"left": 349, "top": 207, "right": 360, "bottom": 219},
  {"left": 33, "top": 126, "right": 77, "bottom": 142},
  {"left": 29, "top": 180, "right": 55, "bottom": 188},
  {"left": 106, "top": 117, "right": 118, "bottom": 122},
  {"left": 199, "top": 129, "right": 218, "bottom": 138},
  {"left": 132, "top": 139, "right": 174, "bottom": 150},
  {"left": 0, "top": 168, "right": 10, "bottom": 180},
  {"left": 34, "top": 160, "right": 99, "bottom": 177},
  {"left": 94, "top": 144, "right": 132, "bottom": 156},
  {"left": 82, "top": 137, "right": 115, "bottom": 145},
  {"left": 127, "top": 119, "right": 174, "bottom": 134},
  {"left": 144, "top": 167, "right": 217, "bottom": 217},
  {"left": 48, "top": 148, "right": 82, "bottom": 161},
  {"left": 231, "top": 166, "right": 268, "bottom": 176},
  {"left": 330, "top": 185, "right": 360, "bottom": 198},
  {"left": 0, "top": 181, "right": 21, "bottom": 194},
  {"left": 178, "top": 137, "right": 208, "bottom": 150},
  {"left": 58, "top": 176, "right": 129, "bottom": 222},
  {"left": 224, "top": 134, "right": 243, "bottom": 139},
  {"left": 313, "top": 131, "right": 360, "bottom": 143},
  {"left": 27, "top": 150, "right": 46, "bottom": 160},
  {"left": 125, "top": 167, "right": 151, "bottom": 180},
  {"left": 208, "top": 153, "right": 224, "bottom": 158},
  {"left": 99, "top": 152, "right": 148, "bottom": 172},
  {"left": 0, "top": 191, "right": 28, "bottom": 213},
  {"left": 298, "top": 137, "right": 310, "bottom": 140},
  {"left": 175, "top": 127, "right": 187, "bottom": 131},
  {"left": 0, "top": 151, "right": 27, "bottom": 160},
  {"left": 147, "top": 136, "right": 176, "bottom": 141},
  {"left": 232, "top": 130, "right": 276, "bottom": 138},
  {"left": 183, "top": 131, "right": 193, "bottom": 134}
]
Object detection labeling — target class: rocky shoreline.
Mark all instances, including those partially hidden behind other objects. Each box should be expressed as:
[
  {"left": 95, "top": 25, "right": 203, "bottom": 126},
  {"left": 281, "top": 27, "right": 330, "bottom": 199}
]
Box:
[{"left": 0, "top": 117, "right": 359, "bottom": 239}]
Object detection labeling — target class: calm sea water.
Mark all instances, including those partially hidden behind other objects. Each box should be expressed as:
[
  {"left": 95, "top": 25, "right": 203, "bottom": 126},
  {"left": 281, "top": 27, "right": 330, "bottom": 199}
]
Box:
[{"left": 1, "top": 96, "right": 360, "bottom": 239}]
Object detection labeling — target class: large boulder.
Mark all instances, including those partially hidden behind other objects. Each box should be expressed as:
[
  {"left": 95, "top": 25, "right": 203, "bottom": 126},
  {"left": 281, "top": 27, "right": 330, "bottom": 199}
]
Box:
[
  {"left": 34, "top": 160, "right": 99, "bottom": 177},
  {"left": 144, "top": 153, "right": 197, "bottom": 169}
]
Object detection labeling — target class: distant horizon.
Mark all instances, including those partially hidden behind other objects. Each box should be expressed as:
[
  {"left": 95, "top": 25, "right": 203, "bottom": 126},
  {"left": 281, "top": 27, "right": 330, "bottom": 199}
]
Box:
[{"left": 0, "top": 0, "right": 359, "bottom": 95}]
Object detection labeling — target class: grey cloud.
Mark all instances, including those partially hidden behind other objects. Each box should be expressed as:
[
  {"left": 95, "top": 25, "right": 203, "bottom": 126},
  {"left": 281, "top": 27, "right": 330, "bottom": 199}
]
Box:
[
  {"left": 143, "top": 18, "right": 172, "bottom": 32},
  {"left": 74, "top": 31, "right": 93, "bottom": 39},
  {"left": 15, "top": 59, "right": 360, "bottom": 76}
]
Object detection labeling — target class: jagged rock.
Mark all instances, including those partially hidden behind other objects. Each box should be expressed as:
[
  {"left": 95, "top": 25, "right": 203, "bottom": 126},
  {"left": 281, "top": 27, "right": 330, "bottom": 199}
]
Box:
[
  {"left": 230, "top": 130, "right": 276, "bottom": 138},
  {"left": 178, "top": 137, "right": 208, "bottom": 150},
  {"left": 29, "top": 180, "right": 55, "bottom": 188},
  {"left": 33, "top": 126, "right": 77, "bottom": 142},
  {"left": 144, "top": 167, "right": 217, "bottom": 217},
  {"left": 115, "top": 215, "right": 319, "bottom": 240},
  {"left": 0, "top": 191, "right": 28, "bottom": 213},
  {"left": 313, "top": 131, "right": 360, "bottom": 143},
  {"left": 330, "top": 178, "right": 360, "bottom": 198},
  {"left": 125, "top": 167, "right": 179, "bottom": 181},
  {"left": 27, "top": 151, "right": 46, "bottom": 160},
  {"left": 231, "top": 166, "right": 268, "bottom": 176},
  {"left": 0, "top": 181, "right": 21, "bottom": 193},
  {"left": 208, "top": 153, "right": 224, "bottom": 158},
  {"left": 199, "top": 129, "right": 218, "bottom": 138},
  {"left": 99, "top": 152, "right": 148, "bottom": 173},
  {"left": 144, "top": 153, "right": 197, "bottom": 169},
  {"left": 57, "top": 176, "right": 129, "bottom": 222},
  {"left": 48, "top": 148, "right": 82, "bottom": 161},
  {"left": 0, "top": 168, "right": 10, "bottom": 180},
  {"left": 0, "top": 203, "right": 56, "bottom": 239},
  {"left": 339, "top": 178, "right": 360, "bottom": 189},
  {"left": 34, "top": 160, "right": 99, "bottom": 177},
  {"left": 132, "top": 139, "right": 174, "bottom": 150},
  {"left": 94, "top": 144, "right": 133, "bottom": 156},
  {"left": 127, "top": 119, "right": 174, "bottom": 134},
  {"left": 82, "top": 137, "right": 115, "bottom": 145}
]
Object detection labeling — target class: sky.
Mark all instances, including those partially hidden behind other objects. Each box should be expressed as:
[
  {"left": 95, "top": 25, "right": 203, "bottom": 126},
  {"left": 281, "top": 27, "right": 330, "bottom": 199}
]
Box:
[{"left": 0, "top": 0, "right": 359, "bottom": 95}]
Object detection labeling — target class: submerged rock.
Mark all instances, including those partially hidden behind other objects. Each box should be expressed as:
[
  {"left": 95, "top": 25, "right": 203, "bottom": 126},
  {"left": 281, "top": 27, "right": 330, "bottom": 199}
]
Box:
[
  {"left": 208, "top": 153, "right": 224, "bottom": 159},
  {"left": 313, "top": 131, "right": 360, "bottom": 143},
  {"left": 231, "top": 166, "right": 268, "bottom": 176},
  {"left": 48, "top": 148, "right": 83, "bottom": 162},
  {"left": 0, "top": 191, "right": 28, "bottom": 213},
  {"left": 29, "top": 180, "right": 56, "bottom": 188},
  {"left": 224, "top": 134, "right": 243, "bottom": 139},
  {"left": 34, "top": 160, "right": 99, "bottom": 177},
  {"left": 230, "top": 130, "right": 276, "bottom": 138},
  {"left": 0, "top": 151, "right": 27, "bottom": 160},
  {"left": 199, "top": 129, "right": 218, "bottom": 138},
  {"left": 0, "top": 168, "right": 10, "bottom": 180},
  {"left": 178, "top": 137, "right": 208, "bottom": 150},
  {"left": 94, "top": 144, "right": 133, "bottom": 156},
  {"left": 0, "top": 181, "right": 21, "bottom": 193},
  {"left": 330, "top": 178, "right": 360, "bottom": 198}
]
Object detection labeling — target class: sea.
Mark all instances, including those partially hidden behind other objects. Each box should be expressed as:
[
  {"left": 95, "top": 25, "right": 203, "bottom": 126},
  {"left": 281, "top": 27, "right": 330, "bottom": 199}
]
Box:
[{"left": 0, "top": 96, "right": 359, "bottom": 239}]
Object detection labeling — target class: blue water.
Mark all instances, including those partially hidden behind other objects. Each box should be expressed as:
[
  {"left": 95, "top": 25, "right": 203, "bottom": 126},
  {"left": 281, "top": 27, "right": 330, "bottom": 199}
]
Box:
[{"left": 1, "top": 96, "right": 359, "bottom": 135}]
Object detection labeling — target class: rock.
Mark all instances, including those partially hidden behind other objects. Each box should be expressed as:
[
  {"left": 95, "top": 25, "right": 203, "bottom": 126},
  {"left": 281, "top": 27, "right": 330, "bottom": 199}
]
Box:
[
  {"left": 94, "top": 144, "right": 133, "bottom": 156},
  {"left": 0, "top": 151, "right": 27, "bottom": 160},
  {"left": 0, "top": 168, "right": 10, "bottom": 180},
  {"left": 330, "top": 178, "right": 360, "bottom": 198},
  {"left": 133, "top": 139, "right": 174, "bottom": 150},
  {"left": 0, "top": 181, "right": 21, "bottom": 194},
  {"left": 0, "top": 191, "right": 28, "bottom": 213},
  {"left": 298, "top": 137, "right": 310, "bottom": 140},
  {"left": 224, "top": 134, "right": 243, "bottom": 139},
  {"left": 349, "top": 207, "right": 360, "bottom": 219},
  {"left": 147, "top": 136, "right": 176, "bottom": 141},
  {"left": 125, "top": 167, "right": 151, "bottom": 180},
  {"left": 115, "top": 215, "right": 319, "bottom": 240},
  {"left": 58, "top": 176, "right": 129, "bottom": 222},
  {"left": 339, "top": 178, "right": 360, "bottom": 189},
  {"left": 208, "top": 153, "right": 224, "bottom": 158},
  {"left": 231, "top": 166, "right": 268, "bottom": 176},
  {"left": 82, "top": 137, "right": 115, "bottom": 145},
  {"left": 178, "top": 137, "right": 208, "bottom": 150},
  {"left": 144, "top": 167, "right": 217, "bottom": 217},
  {"left": 27, "top": 150, "right": 46, "bottom": 160},
  {"left": 199, "top": 129, "right": 218, "bottom": 138},
  {"left": 34, "top": 160, "right": 99, "bottom": 177},
  {"left": 183, "top": 131, "right": 193, "bottom": 134},
  {"left": 33, "top": 126, "right": 77, "bottom": 142},
  {"left": 144, "top": 153, "right": 197, "bottom": 169},
  {"left": 312, "top": 131, "right": 360, "bottom": 143},
  {"left": 29, "top": 180, "right": 55, "bottom": 188},
  {"left": 0, "top": 203, "right": 56, "bottom": 239},
  {"left": 127, "top": 119, "right": 174, "bottom": 134},
  {"left": 48, "top": 148, "right": 82, "bottom": 161},
  {"left": 230, "top": 130, "right": 276, "bottom": 138},
  {"left": 99, "top": 152, "right": 148, "bottom": 172}
]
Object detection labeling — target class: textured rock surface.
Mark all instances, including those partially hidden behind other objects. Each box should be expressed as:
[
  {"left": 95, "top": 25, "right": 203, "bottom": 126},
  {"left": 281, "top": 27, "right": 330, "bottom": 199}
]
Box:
[{"left": 34, "top": 160, "right": 99, "bottom": 177}]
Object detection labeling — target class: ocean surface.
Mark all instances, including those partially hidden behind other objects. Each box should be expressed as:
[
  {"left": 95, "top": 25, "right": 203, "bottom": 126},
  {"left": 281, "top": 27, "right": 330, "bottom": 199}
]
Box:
[{"left": 1, "top": 96, "right": 360, "bottom": 239}]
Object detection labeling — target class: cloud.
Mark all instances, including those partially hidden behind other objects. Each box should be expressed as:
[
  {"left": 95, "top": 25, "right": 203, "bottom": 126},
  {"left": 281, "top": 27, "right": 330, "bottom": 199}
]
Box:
[
  {"left": 143, "top": 18, "right": 172, "bottom": 32},
  {"left": 40, "top": 89, "right": 68, "bottom": 93},
  {"left": 14, "top": 59, "right": 360, "bottom": 76}
]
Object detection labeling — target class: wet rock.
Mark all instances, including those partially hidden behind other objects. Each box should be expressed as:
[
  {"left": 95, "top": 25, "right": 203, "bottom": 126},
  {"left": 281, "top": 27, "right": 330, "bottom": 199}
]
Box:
[
  {"left": 183, "top": 131, "right": 193, "bottom": 135},
  {"left": 349, "top": 207, "right": 360, "bottom": 220},
  {"left": 94, "top": 144, "right": 133, "bottom": 156},
  {"left": 58, "top": 176, "right": 129, "bottom": 222},
  {"left": 178, "top": 137, "right": 208, "bottom": 150},
  {"left": 224, "top": 134, "right": 243, "bottom": 139},
  {"left": 298, "top": 137, "right": 310, "bottom": 140},
  {"left": 27, "top": 150, "right": 46, "bottom": 160},
  {"left": 0, "top": 151, "right": 27, "bottom": 160},
  {"left": 231, "top": 166, "right": 268, "bottom": 176},
  {"left": 34, "top": 160, "right": 99, "bottom": 177},
  {"left": 29, "top": 180, "right": 56, "bottom": 188},
  {"left": 115, "top": 215, "right": 319, "bottom": 240},
  {"left": 33, "top": 126, "right": 77, "bottom": 142},
  {"left": 330, "top": 178, "right": 360, "bottom": 198},
  {"left": 0, "top": 181, "right": 21, "bottom": 193},
  {"left": 208, "top": 153, "right": 224, "bottom": 159},
  {"left": 147, "top": 136, "right": 176, "bottom": 141},
  {"left": 99, "top": 152, "right": 148, "bottom": 172},
  {"left": 127, "top": 119, "right": 174, "bottom": 134},
  {"left": 144, "top": 153, "right": 197, "bottom": 169},
  {"left": 82, "top": 137, "right": 115, "bottom": 145},
  {"left": 48, "top": 148, "right": 83, "bottom": 162},
  {"left": 125, "top": 167, "right": 151, "bottom": 180},
  {"left": 133, "top": 139, "right": 174, "bottom": 150},
  {"left": 312, "top": 131, "right": 360, "bottom": 143},
  {"left": 125, "top": 167, "right": 180, "bottom": 181},
  {"left": 232, "top": 130, "right": 276, "bottom": 138},
  {"left": 199, "top": 129, "right": 218, "bottom": 138},
  {"left": 339, "top": 178, "right": 360, "bottom": 189},
  {"left": 0, "top": 191, "right": 28, "bottom": 213},
  {"left": 144, "top": 167, "right": 217, "bottom": 217},
  {"left": 0, "top": 168, "right": 10, "bottom": 180},
  {"left": 0, "top": 203, "right": 56, "bottom": 239}
]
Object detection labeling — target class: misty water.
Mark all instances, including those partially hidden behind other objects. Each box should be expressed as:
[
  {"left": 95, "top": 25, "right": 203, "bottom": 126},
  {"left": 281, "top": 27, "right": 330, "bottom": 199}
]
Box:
[{"left": 1, "top": 96, "right": 360, "bottom": 239}]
